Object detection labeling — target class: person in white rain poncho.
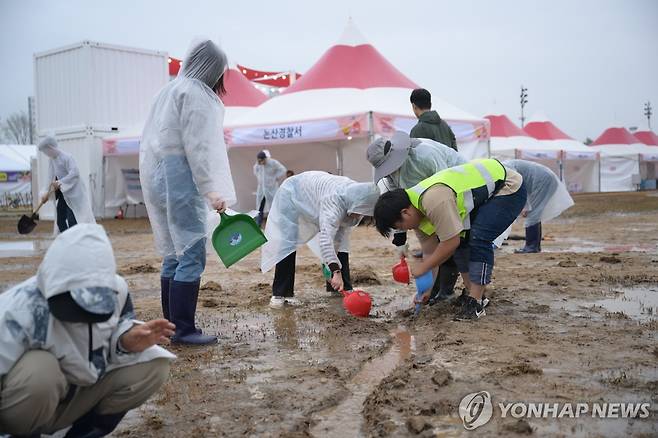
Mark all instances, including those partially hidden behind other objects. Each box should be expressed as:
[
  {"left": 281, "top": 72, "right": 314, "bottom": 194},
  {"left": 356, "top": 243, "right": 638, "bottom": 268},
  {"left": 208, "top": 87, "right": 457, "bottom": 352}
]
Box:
[
  {"left": 254, "top": 150, "right": 287, "bottom": 226},
  {"left": 367, "top": 131, "right": 466, "bottom": 304},
  {"left": 261, "top": 171, "right": 380, "bottom": 308},
  {"left": 38, "top": 136, "right": 95, "bottom": 232},
  {"left": 140, "top": 39, "right": 236, "bottom": 345},
  {"left": 0, "top": 224, "right": 174, "bottom": 437},
  {"left": 503, "top": 160, "right": 574, "bottom": 253}
]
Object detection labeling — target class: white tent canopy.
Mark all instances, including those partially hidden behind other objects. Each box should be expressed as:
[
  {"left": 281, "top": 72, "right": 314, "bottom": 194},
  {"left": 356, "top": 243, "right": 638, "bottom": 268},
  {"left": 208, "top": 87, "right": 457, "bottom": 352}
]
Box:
[
  {"left": 226, "top": 19, "right": 489, "bottom": 211},
  {"left": 523, "top": 112, "right": 599, "bottom": 192},
  {"left": 0, "top": 144, "right": 36, "bottom": 207},
  {"left": 589, "top": 127, "right": 658, "bottom": 192}
]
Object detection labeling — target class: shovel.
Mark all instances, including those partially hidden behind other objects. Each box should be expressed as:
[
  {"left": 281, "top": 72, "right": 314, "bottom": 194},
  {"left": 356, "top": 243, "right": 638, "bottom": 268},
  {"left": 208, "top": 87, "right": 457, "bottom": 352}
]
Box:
[
  {"left": 17, "top": 188, "right": 52, "bottom": 235},
  {"left": 211, "top": 211, "right": 267, "bottom": 268}
]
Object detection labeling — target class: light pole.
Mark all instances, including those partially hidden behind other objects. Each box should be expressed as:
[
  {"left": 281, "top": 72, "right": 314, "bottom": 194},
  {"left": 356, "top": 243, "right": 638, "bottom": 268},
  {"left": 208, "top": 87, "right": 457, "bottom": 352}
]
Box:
[
  {"left": 520, "top": 86, "right": 528, "bottom": 128},
  {"left": 644, "top": 101, "right": 652, "bottom": 130}
]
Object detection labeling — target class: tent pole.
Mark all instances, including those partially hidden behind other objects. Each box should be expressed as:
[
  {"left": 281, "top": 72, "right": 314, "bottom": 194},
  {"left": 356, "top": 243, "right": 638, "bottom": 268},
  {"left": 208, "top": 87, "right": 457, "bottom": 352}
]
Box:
[
  {"left": 367, "top": 111, "right": 374, "bottom": 144},
  {"left": 336, "top": 145, "right": 344, "bottom": 176}
]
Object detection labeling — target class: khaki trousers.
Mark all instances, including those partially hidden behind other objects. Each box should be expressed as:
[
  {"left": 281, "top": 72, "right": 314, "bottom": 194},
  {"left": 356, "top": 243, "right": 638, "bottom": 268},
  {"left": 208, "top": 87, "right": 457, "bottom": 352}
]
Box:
[{"left": 0, "top": 350, "right": 170, "bottom": 435}]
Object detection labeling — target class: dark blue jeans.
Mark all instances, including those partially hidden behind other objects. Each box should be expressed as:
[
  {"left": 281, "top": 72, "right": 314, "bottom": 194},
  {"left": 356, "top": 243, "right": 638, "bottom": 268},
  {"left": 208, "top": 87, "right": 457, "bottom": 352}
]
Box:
[
  {"left": 454, "top": 182, "right": 527, "bottom": 285},
  {"left": 55, "top": 190, "right": 77, "bottom": 232}
]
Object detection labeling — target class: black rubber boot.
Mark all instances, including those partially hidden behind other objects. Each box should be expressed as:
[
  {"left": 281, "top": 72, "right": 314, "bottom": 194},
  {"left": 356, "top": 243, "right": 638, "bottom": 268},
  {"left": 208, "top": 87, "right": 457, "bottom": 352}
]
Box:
[
  {"left": 515, "top": 222, "right": 541, "bottom": 253},
  {"left": 64, "top": 410, "right": 126, "bottom": 438},
  {"left": 160, "top": 277, "right": 171, "bottom": 320},
  {"left": 428, "top": 262, "right": 459, "bottom": 305},
  {"left": 170, "top": 280, "right": 217, "bottom": 345}
]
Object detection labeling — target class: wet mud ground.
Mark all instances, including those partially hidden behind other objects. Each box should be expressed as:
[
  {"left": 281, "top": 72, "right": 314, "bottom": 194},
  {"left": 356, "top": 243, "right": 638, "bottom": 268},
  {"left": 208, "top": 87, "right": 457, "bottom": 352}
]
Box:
[{"left": 1, "top": 191, "right": 657, "bottom": 437}]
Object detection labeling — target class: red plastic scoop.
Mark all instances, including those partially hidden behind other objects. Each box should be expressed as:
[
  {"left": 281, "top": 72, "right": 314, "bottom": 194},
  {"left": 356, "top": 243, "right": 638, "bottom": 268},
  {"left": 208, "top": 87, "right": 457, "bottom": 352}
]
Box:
[
  {"left": 341, "top": 289, "right": 372, "bottom": 317},
  {"left": 392, "top": 256, "right": 410, "bottom": 284}
]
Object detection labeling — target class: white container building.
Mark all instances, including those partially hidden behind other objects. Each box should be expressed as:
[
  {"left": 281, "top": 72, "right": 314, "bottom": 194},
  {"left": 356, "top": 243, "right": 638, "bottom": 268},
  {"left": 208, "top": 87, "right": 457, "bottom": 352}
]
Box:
[{"left": 34, "top": 41, "right": 168, "bottom": 218}]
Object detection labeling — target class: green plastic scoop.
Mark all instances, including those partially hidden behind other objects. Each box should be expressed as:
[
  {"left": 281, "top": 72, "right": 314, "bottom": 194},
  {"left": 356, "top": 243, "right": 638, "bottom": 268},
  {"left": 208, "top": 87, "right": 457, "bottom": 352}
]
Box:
[{"left": 211, "top": 212, "right": 267, "bottom": 268}]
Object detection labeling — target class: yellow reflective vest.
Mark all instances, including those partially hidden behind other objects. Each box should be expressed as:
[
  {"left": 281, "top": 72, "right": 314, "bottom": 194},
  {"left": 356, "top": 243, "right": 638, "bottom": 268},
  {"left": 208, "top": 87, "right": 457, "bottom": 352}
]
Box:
[{"left": 405, "top": 159, "right": 507, "bottom": 235}]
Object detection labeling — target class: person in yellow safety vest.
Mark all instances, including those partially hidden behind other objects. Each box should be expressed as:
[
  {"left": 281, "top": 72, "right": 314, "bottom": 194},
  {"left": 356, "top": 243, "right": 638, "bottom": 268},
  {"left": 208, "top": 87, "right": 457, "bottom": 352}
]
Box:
[{"left": 373, "top": 159, "right": 527, "bottom": 321}]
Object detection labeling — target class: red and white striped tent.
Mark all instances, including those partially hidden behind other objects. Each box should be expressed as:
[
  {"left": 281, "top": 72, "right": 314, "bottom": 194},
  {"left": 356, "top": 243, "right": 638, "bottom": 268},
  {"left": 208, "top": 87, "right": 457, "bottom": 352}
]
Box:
[
  {"left": 523, "top": 113, "right": 599, "bottom": 192},
  {"left": 590, "top": 127, "right": 658, "bottom": 191},
  {"left": 226, "top": 19, "right": 489, "bottom": 212},
  {"left": 484, "top": 114, "right": 562, "bottom": 176},
  {"left": 634, "top": 130, "right": 658, "bottom": 147}
]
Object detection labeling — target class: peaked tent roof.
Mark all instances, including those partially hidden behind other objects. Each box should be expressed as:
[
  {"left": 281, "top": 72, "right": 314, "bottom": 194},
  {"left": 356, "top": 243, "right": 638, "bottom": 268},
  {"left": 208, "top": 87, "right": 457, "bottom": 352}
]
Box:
[
  {"left": 634, "top": 130, "right": 658, "bottom": 146},
  {"left": 221, "top": 68, "right": 269, "bottom": 107},
  {"left": 228, "top": 19, "right": 485, "bottom": 134},
  {"left": 281, "top": 19, "right": 418, "bottom": 94},
  {"left": 485, "top": 115, "right": 527, "bottom": 137},
  {"left": 590, "top": 127, "right": 639, "bottom": 146},
  {"left": 523, "top": 112, "right": 572, "bottom": 140}
]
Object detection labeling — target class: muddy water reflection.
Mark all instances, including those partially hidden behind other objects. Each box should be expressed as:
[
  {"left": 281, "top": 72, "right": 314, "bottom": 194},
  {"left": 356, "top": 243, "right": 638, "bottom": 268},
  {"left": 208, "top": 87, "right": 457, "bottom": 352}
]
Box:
[{"left": 310, "top": 327, "right": 414, "bottom": 437}]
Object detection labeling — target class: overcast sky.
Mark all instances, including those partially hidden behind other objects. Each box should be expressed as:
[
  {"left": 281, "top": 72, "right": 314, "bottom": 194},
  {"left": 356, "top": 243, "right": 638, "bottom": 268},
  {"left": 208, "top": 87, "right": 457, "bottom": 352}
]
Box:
[{"left": 1, "top": 0, "right": 656, "bottom": 141}]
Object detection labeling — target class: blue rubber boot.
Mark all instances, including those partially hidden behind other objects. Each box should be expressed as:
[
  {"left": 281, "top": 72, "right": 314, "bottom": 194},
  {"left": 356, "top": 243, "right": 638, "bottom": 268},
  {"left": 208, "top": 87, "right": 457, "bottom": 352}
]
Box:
[{"left": 170, "top": 280, "right": 217, "bottom": 345}]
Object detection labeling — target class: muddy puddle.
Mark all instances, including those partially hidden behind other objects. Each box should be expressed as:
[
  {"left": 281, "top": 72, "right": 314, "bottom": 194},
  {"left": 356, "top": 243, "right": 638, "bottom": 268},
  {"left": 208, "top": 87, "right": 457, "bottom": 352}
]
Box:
[
  {"left": 310, "top": 327, "right": 414, "bottom": 437},
  {"left": 0, "top": 240, "right": 50, "bottom": 258},
  {"left": 539, "top": 237, "right": 657, "bottom": 253},
  {"left": 555, "top": 285, "right": 658, "bottom": 322}
]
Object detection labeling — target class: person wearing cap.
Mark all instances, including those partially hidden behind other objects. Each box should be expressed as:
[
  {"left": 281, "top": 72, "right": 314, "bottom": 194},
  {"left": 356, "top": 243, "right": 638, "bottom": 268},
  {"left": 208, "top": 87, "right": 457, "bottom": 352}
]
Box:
[
  {"left": 38, "top": 136, "right": 96, "bottom": 232},
  {"left": 140, "top": 39, "right": 236, "bottom": 345},
  {"left": 410, "top": 88, "right": 457, "bottom": 151},
  {"left": 254, "top": 150, "right": 287, "bottom": 227},
  {"left": 367, "top": 131, "right": 466, "bottom": 304},
  {"left": 260, "top": 171, "right": 380, "bottom": 308},
  {"left": 0, "top": 224, "right": 175, "bottom": 437},
  {"left": 373, "top": 159, "right": 526, "bottom": 320}
]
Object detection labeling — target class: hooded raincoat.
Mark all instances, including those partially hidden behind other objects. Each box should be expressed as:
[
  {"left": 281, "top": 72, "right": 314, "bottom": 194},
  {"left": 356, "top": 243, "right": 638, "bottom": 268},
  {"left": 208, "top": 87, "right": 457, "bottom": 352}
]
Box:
[
  {"left": 0, "top": 224, "right": 174, "bottom": 385},
  {"left": 503, "top": 159, "right": 574, "bottom": 227},
  {"left": 254, "top": 157, "right": 287, "bottom": 213},
  {"left": 38, "top": 137, "right": 95, "bottom": 228},
  {"left": 140, "top": 39, "right": 236, "bottom": 257},
  {"left": 261, "top": 171, "right": 379, "bottom": 272}
]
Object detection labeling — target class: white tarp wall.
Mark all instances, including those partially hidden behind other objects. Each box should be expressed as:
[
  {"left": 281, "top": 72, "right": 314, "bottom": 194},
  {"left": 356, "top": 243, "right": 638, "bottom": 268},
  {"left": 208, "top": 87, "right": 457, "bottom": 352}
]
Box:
[
  {"left": 598, "top": 154, "right": 639, "bottom": 192},
  {"left": 0, "top": 145, "right": 36, "bottom": 207},
  {"left": 226, "top": 112, "right": 489, "bottom": 212}
]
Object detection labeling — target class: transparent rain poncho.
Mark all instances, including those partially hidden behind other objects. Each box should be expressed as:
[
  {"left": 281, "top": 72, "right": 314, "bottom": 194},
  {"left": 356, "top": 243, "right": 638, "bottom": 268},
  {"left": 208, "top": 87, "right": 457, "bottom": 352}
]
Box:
[
  {"left": 503, "top": 159, "right": 574, "bottom": 227},
  {"left": 139, "top": 39, "right": 236, "bottom": 257},
  {"left": 254, "top": 157, "right": 287, "bottom": 213},
  {"left": 381, "top": 138, "right": 467, "bottom": 191},
  {"left": 260, "top": 171, "right": 380, "bottom": 272},
  {"left": 38, "top": 136, "right": 96, "bottom": 229}
]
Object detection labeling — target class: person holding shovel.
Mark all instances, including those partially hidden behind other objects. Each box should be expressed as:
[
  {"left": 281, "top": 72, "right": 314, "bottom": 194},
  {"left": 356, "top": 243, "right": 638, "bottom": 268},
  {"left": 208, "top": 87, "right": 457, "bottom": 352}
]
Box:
[
  {"left": 253, "top": 150, "right": 287, "bottom": 227},
  {"left": 373, "top": 159, "right": 526, "bottom": 321},
  {"left": 261, "top": 171, "right": 380, "bottom": 308},
  {"left": 140, "top": 39, "right": 236, "bottom": 345},
  {"left": 367, "top": 131, "right": 466, "bottom": 305},
  {"left": 37, "top": 136, "right": 95, "bottom": 232}
]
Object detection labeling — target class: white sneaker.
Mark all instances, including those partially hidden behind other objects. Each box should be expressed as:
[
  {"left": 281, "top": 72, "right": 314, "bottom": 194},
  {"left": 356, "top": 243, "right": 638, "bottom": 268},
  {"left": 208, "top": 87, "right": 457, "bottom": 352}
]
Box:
[
  {"left": 481, "top": 297, "right": 490, "bottom": 308},
  {"left": 269, "top": 296, "right": 286, "bottom": 309},
  {"left": 284, "top": 297, "right": 301, "bottom": 306},
  {"left": 269, "top": 296, "right": 300, "bottom": 308}
]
